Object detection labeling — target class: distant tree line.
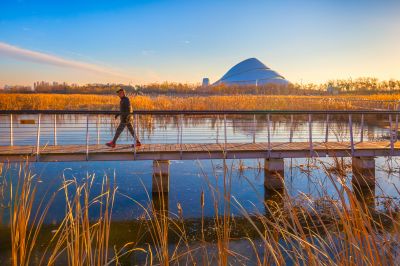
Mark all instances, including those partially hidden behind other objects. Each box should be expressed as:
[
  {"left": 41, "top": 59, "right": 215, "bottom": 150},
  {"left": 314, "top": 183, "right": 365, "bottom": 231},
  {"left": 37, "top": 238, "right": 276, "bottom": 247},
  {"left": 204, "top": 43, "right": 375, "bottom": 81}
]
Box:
[{"left": 2, "top": 77, "right": 400, "bottom": 95}]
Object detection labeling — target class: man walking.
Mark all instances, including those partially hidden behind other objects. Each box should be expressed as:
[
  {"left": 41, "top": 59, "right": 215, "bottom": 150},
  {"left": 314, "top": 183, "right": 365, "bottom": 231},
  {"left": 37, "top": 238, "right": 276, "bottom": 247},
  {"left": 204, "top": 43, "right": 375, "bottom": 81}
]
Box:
[{"left": 106, "top": 88, "right": 141, "bottom": 148}]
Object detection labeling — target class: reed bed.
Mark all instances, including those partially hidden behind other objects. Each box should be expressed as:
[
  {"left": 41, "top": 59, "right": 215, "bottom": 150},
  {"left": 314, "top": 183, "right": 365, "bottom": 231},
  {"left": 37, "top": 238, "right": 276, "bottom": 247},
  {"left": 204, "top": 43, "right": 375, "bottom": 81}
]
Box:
[
  {"left": 0, "top": 158, "right": 399, "bottom": 265},
  {"left": 1, "top": 93, "right": 400, "bottom": 111},
  {"left": 7, "top": 164, "right": 56, "bottom": 266}
]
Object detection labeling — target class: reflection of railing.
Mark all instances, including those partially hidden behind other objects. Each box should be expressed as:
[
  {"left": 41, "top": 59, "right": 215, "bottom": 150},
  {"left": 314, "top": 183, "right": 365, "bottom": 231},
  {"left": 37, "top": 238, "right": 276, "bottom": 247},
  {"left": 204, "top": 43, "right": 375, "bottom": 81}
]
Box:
[{"left": 0, "top": 110, "right": 399, "bottom": 159}]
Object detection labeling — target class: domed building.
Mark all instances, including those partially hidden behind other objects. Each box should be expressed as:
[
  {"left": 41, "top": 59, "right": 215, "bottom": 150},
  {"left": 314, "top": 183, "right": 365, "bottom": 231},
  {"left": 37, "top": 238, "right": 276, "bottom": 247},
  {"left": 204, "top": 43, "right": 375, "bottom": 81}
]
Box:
[{"left": 213, "top": 58, "right": 289, "bottom": 86}]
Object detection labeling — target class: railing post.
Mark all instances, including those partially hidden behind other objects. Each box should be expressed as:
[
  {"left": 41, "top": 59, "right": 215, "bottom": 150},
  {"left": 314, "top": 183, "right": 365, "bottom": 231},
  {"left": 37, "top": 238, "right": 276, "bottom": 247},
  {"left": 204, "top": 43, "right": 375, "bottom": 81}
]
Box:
[
  {"left": 389, "top": 114, "right": 394, "bottom": 154},
  {"left": 216, "top": 115, "right": 219, "bottom": 144},
  {"left": 325, "top": 114, "right": 329, "bottom": 142},
  {"left": 252, "top": 114, "right": 256, "bottom": 143},
  {"left": 86, "top": 115, "right": 89, "bottom": 161},
  {"left": 289, "top": 114, "right": 294, "bottom": 143},
  {"left": 224, "top": 114, "right": 227, "bottom": 153},
  {"left": 134, "top": 114, "right": 138, "bottom": 159},
  {"left": 96, "top": 115, "right": 100, "bottom": 145},
  {"left": 10, "top": 114, "right": 13, "bottom": 146},
  {"left": 267, "top": 114, "right": 271, "bottom": 158},
  {"left": 136, "top": 113, "right": 140, "bottom": 141},
  {"left": 53, "top": 114, "right": 57, "bottom": 146},
  {"left": 360, "top": 113, "right": 364, "bottom": 142},
  {"left": 36, "top": 114, "right": 41, "bottom": 162},
  {"left": 395, "top": 113, "right": 399, "bottom": 143},
  {"left": 180, "top": 114, "right": 183, "bottom": 159},
  {"left": 349, "top": 114, "right": 354, "bottom": 156},
  {"left": 308, "top": 114, "right": 313, "bottom": 157}
]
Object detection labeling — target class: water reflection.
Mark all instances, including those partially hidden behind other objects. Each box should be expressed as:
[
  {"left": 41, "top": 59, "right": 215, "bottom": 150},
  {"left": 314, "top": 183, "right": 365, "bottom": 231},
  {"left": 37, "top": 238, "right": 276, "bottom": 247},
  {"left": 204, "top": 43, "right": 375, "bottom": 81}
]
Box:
[
  {"left": 352, "top": 182, "right": 375, "bottom": 210},
  {"left": 152, "top": 192, "right": 169, "bottom": 215}
]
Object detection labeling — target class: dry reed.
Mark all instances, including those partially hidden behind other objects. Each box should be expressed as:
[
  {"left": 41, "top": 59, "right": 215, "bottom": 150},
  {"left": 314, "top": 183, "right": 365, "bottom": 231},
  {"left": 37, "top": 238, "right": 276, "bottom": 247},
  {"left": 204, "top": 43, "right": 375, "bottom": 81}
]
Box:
[{"left": 2, "top": 93, "right": 400, "bottom": 111}]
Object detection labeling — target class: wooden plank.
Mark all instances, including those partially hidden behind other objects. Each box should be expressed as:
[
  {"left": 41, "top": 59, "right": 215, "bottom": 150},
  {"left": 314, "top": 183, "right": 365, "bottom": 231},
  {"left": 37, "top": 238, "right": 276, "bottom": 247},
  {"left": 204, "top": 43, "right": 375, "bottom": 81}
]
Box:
[{"left": 2, "top": 141, "right": 400, "bottom": 162}]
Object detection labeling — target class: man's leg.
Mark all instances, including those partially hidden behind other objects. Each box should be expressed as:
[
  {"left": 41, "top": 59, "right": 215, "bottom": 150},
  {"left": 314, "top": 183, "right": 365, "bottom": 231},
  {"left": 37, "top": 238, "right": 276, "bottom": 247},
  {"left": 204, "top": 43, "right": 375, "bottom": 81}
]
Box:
[
  {"left": 127, "top": 121, "right": 141, "bottom": 146},
  {"left": 126, "top": 122, "right": 136, "bottom": 140},
  {"left": 112, "top": 122, "right": 126, "bottom": 143}
]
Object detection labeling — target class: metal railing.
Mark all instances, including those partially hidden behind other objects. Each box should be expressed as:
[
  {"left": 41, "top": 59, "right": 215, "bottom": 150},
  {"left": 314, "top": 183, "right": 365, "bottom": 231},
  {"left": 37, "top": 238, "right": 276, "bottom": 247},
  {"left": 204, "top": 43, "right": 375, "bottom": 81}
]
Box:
[{"left": 1, "top": 110, "right": 399, "bottom": 160}]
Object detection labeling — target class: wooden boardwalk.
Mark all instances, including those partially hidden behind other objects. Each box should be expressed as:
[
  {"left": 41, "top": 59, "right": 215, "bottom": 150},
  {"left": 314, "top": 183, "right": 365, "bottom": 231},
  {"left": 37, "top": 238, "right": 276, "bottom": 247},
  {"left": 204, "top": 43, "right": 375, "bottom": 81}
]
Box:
[{"left": 1, "top": 141, "right": 399, "bottom": 162}]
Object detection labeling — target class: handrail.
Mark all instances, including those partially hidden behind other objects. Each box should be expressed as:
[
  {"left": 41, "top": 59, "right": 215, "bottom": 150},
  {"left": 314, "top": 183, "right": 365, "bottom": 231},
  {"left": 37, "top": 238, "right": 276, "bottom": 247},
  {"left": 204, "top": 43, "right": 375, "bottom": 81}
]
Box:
[
  {"left": 1, "top": 109, "right": 400, "bottom": 115},
  {"left": 1, "top": 109, "right": 398, "bottom": 161}
]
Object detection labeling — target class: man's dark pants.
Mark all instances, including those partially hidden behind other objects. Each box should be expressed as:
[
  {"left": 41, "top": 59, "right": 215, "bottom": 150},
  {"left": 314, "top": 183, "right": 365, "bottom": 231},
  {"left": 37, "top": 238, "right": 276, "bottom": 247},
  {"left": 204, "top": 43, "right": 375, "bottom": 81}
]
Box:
[{"left": 112, "top": 117, "right": 135, "bottom": 143}]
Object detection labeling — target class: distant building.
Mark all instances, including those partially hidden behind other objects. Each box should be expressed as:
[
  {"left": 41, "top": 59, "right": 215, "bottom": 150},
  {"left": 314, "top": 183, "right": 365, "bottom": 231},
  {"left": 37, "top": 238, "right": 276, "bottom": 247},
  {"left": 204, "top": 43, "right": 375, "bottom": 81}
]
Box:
[
  {"left": 4, "top": 84, "right": 32, "bottom": 91},
  {"left": 202, "top": 78, "right": 210, "bottom": 87},
  {"left": 327, "top": 84, "right": 340, "bottom": 95},
  {"left": 213, "top": 58, "right": 289, "bottom": 86}
]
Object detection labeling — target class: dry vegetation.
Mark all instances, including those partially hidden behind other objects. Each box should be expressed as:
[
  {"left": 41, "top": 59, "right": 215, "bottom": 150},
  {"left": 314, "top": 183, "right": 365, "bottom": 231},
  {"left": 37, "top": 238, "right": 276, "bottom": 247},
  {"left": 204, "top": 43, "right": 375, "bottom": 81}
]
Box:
[{"left": 1, "top": 93, "right": 400, "bottom": 111}]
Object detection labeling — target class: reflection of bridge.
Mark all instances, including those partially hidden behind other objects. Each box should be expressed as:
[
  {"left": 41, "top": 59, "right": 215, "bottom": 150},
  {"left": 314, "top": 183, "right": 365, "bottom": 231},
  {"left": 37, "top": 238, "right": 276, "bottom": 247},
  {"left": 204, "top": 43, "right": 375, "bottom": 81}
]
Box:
[{"left": 1, "top": 110, "right": 399, "bottom": 198}]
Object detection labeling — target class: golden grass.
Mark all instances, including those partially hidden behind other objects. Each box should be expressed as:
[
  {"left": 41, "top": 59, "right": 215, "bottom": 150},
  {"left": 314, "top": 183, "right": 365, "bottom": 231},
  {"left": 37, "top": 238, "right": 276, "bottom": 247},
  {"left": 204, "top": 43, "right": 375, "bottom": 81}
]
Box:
[
  {"left": 8, "top": 163, "right": 56, "bottom": 266},
  {"left": 2, "top": 93, "right": 400, "bottom": 111},
  {"left": 45, "top": 174, "right": 146, "bottom": 266}
]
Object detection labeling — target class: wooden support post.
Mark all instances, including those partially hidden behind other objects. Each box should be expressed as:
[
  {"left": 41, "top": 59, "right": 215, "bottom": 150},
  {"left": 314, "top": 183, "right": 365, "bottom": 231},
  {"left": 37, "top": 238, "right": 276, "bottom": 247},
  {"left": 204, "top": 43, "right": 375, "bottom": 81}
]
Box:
[
  {"left": 152, "top": 160, "right": 170, "bottom": 193},
  {"left": 352, "top": 157, "right": 375, "bottom": 188},
  {"left": 264, "top": 158, "right": 285, "bottom": 190}
]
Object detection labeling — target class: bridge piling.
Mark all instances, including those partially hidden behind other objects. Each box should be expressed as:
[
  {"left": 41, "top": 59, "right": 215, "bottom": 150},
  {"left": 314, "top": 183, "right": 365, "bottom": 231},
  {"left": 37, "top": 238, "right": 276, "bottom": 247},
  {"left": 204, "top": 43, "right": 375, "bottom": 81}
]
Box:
[
  {"left": 264, "top": 159, "right": 285, "bottom": 190},
  {"left": 152, "top": 160, "right": 170, "bottom": 193},
  {"left": 351, "top": 157, "right": 375, "bottom": 188}
]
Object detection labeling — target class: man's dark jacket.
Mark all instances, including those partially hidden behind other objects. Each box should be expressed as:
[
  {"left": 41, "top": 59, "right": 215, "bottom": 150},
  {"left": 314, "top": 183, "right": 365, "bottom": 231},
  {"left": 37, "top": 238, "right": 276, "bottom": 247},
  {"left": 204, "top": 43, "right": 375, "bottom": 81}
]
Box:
[{"left": 116, "top": 96, "right": 133, "bottom": 123}]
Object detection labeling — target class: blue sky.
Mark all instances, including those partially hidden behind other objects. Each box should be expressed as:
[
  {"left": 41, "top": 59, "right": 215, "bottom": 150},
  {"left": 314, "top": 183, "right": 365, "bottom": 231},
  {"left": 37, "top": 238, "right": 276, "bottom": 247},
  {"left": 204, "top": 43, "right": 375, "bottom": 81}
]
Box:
[{"left": 0, "top": 0, "right": 399, "bottom": 86}]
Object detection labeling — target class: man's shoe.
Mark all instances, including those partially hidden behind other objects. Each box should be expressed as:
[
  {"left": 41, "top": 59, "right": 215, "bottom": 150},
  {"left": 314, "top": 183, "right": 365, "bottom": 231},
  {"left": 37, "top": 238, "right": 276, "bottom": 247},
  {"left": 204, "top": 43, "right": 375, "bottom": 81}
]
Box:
[
  {"left": 106, "top": 141, "right": 116, "bottom": 148},
  {"left": 132, "top": 140, "right": 142, "bottom": 147}
]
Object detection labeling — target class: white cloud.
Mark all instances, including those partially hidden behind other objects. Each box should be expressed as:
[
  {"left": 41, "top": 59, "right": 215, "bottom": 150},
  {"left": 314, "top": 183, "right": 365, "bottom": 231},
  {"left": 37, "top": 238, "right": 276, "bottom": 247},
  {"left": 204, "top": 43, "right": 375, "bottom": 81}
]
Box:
[{"left": 0, "top": 41, "right": 131, "bottom": 79}]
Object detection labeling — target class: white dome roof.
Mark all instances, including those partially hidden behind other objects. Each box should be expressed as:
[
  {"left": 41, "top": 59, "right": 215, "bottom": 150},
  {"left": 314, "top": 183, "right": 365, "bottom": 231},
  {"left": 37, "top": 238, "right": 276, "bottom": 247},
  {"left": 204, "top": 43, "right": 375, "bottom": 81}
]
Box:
[{"left": 214, "top": 58, "right": 289, "bottom": 86}]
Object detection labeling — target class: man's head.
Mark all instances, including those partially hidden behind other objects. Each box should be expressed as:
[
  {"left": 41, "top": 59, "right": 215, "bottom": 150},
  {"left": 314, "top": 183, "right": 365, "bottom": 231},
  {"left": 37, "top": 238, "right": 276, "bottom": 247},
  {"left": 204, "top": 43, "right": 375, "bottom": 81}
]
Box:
[{"left": 116, "top": 88, "right": 125, "bottom": 98}]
